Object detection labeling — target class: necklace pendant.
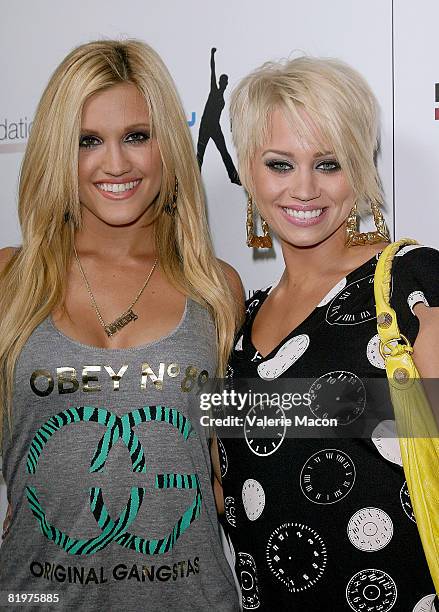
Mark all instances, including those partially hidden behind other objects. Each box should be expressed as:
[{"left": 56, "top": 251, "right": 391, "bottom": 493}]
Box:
[{"left": 104, "top": 309, "right": 138, "bottom": 337}]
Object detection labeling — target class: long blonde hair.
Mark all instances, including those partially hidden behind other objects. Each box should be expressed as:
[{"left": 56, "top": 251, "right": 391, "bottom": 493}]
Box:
[
  {"left": 230, "top": 56, "right": 383, "bottom": 215},
  {"left": 0, "top": 40, "right": 240, "bottom": 431}
]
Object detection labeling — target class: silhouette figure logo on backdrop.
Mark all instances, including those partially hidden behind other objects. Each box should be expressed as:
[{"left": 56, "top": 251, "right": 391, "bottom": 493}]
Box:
[{"left": 197, "top": 48, "right": 241, "bottom": 185}]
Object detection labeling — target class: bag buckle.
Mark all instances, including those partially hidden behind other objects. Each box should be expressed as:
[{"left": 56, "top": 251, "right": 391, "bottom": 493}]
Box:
[{"left": 379, "top": 334, "right": 413, "bottom": 359}]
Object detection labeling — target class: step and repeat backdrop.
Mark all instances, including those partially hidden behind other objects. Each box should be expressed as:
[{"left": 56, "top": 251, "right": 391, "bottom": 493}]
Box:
[{"left": 0, "top": 0, "right": 438, "bottom": 537}]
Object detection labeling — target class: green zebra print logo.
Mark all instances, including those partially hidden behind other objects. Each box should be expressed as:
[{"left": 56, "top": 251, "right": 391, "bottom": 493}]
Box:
[{"left": 26, "top": 405, "right": 202, "bottom": 555}]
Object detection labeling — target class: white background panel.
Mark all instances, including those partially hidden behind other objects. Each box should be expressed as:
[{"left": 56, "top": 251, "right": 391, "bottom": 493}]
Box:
[{"left": 393, "top": 1, "right": 439, "bottom": 246}]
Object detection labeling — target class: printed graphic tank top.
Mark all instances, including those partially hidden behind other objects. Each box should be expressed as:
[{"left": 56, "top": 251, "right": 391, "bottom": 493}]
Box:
[{"left": 0, "top": 299, "right": 239, "bottom": 611}]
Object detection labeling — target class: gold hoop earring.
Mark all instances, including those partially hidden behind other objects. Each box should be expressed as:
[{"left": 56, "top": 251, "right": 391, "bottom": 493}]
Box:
[
  {"left": 246, "top": 195, "right": 272, "bottom": 248},
  {"left": 164, "top": 177, "right": 179, "bottom": 216},
  {"left": 345, "top": 201, "right": 390, "bottom": 247}
]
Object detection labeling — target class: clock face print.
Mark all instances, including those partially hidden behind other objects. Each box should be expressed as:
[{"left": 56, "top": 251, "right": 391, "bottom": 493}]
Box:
[
  {"left": 244, "top": 400, "right": 287, "bottom": 457},
  {"left": 326, "top": 274, "right": 375, "bottom": 325},
  {"left": 257, "top": 334, "right": 310, "bottom": 380},
  {"left": 400, "top": 481, "right": 416, "bottom": 523},
  {"left": 237, "top": 552, "right": 261, "bottom": 610},
  {"left": 217, "top": 437, "right": 228, "bottom": 478},
  {"left": 224, "top": 364, "right": 234, "bottom": 392},
  {"left": 235, "top": 334, "right": 244, "bottom": 351},
  {"left": 317, "top": 277, "right": 347, "bottom": 307},
  {"left": 266, "top": 522, "right": 327, "bottom": 593},
  {"left": 395, "top": 244, "right": 422, "bottom": 257},
  {"left": 346, "top": 569, "right": 397, "bottom": 612},
  {"left": 309, "top": 371, "right": 366, "bottom": 426},
  {"left": 366, "top": 334, "right": 385, "bottom": 369},
  {"left": 300, "top": 449, "right": 356, "bottom": 504},
  {"left": 371, "top": 420, "right": 403, "bottom": 466},
  {"left": 367, "top": 335, "right": 399, "bottom": 369},
  {"left": 224, "top": 496, "right": 236, "bottom": 528},
  {"left": 412, "top": 594, "right": 436, "bottom": 612},
  {"left": 246, "top": 299, "right": 260, "bottom": 316},
  {"left": 242, "top": 479, "right": 265, "bottom": 521},
  {"left": 407, "top": 290, "right": 429, "bottom": 315},
  {"left": 347, "top": 507, "right": 394, "bottom": 552}
]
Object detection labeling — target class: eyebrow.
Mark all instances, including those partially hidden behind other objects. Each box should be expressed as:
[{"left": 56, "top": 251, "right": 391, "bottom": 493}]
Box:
[
  {"left": 263, "top": 148, "right": 335, "bottom": 158},
  {"left": 80, "top": 123, "right": 151, "bottom": 134}
]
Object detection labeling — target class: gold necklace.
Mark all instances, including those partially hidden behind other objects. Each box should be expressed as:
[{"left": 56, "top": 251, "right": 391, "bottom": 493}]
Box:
[{"left": 73, "top": 245, "right": 158, "bottom": 338}]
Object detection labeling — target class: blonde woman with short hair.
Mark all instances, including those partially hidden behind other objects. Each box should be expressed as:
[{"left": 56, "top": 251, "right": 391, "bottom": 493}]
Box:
[
  {"left": 0, "top": 40, "right": 242, "bottom": 611},
  {"left": 219, "top": 57, "right": 439, "bottom": 610}
]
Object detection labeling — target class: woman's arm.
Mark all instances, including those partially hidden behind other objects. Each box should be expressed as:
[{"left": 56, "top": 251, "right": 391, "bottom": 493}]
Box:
[
  {"left": 211, "top": 261, "right": 244, "bottom": 514},
  {"left": 0, "top": 247, "right": 16, "bottom": 538},
  {"left": 412, "top": 304, "right": 439, "bottom": 428},
  {"left": 2, "top": 503, "right": 11, "bottom": 540},
  {"left": 218, "top": 259, "right": 245, "bottom": 319},
  {"left": 412, "top": 304, "right": 439, "bottom": 377},
  {"left": 210, "top": 435, "right": 224, "bottom": 515},
  {"left": 0, "top": 247, "right": 16, "bottom": 271}
]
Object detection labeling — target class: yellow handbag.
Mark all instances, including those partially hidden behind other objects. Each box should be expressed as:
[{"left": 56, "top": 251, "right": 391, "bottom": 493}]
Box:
[{"left": 374, "top": 239, "right": 439, "bottom": 594}]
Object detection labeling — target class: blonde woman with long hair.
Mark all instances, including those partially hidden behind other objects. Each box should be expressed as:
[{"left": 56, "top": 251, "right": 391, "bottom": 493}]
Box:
[
  {"left": 0, "top": 40, "right": 242, "bottom": 611},
  {"left": 219, "top": 57, "right": 439, "bottom": 610}
]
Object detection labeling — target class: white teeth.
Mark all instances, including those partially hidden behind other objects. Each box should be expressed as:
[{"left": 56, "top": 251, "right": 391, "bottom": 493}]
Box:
[
  {"left": 283, "top": 207, "right": 323, "bottom": 219},
  {"left": 97, "top": 180, "right": 140, "bottom": 193}
]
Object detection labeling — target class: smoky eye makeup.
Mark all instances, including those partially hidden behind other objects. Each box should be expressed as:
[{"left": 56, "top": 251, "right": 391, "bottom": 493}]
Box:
[
  {"left": 264, "top": 158, "right": 294, "bottom": 173},
  {"left": 315, "top": 159, "right": 341, "bottom": 172},
  {"left": 263, "top": 155, "right": 341, "bottom": 174},
  {"left": 79, "top": 130, "right": 151, "bottom": 149},
  {"left": 79, "top": 134, "right": 101, "bottom": 149},
  {"left": 124, "top": 131, "right": 150, "bottom": 144}
]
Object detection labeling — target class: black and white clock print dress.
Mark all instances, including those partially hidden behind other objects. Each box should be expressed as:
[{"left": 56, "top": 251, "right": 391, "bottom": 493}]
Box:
[{"left": 221, "top": 246, "right": 439, "bottom": 612}]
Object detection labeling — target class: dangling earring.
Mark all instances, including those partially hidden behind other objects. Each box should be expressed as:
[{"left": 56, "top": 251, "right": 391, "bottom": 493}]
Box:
[
  {"left": 246, "top": 195, "right": 272, "bottom": 248},
  {"left": 164, "top": 177, "right": 179, "bottom": 216},
  {"left": 345, "top": 201, "right": 390, "bottom": 247}
]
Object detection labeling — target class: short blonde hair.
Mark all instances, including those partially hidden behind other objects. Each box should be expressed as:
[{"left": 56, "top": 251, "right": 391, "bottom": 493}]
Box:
[{"left": 230, "top": 56, "right": 382, "bottom": 214}]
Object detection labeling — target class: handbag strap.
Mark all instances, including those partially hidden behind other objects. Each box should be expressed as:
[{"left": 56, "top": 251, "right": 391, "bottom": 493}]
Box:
[
  {"left": 374, "top": 238, "right": 420, "bottom": 386},
  {"left": 374, "top": 238, "right": 418, "bottom": 342}
]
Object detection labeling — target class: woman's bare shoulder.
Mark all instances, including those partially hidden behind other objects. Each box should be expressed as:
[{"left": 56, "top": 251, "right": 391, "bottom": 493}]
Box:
[
  {"left": 0, "top": 247, "right": 18, "bottom": 272},
  {"left": 218, "top": 259, "right": 244, "bottom": 296}
]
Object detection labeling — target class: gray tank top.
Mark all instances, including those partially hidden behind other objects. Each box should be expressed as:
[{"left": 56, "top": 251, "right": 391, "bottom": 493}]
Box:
[{"left": 0, "top": 299, "right": 238, "bottom": 611}]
